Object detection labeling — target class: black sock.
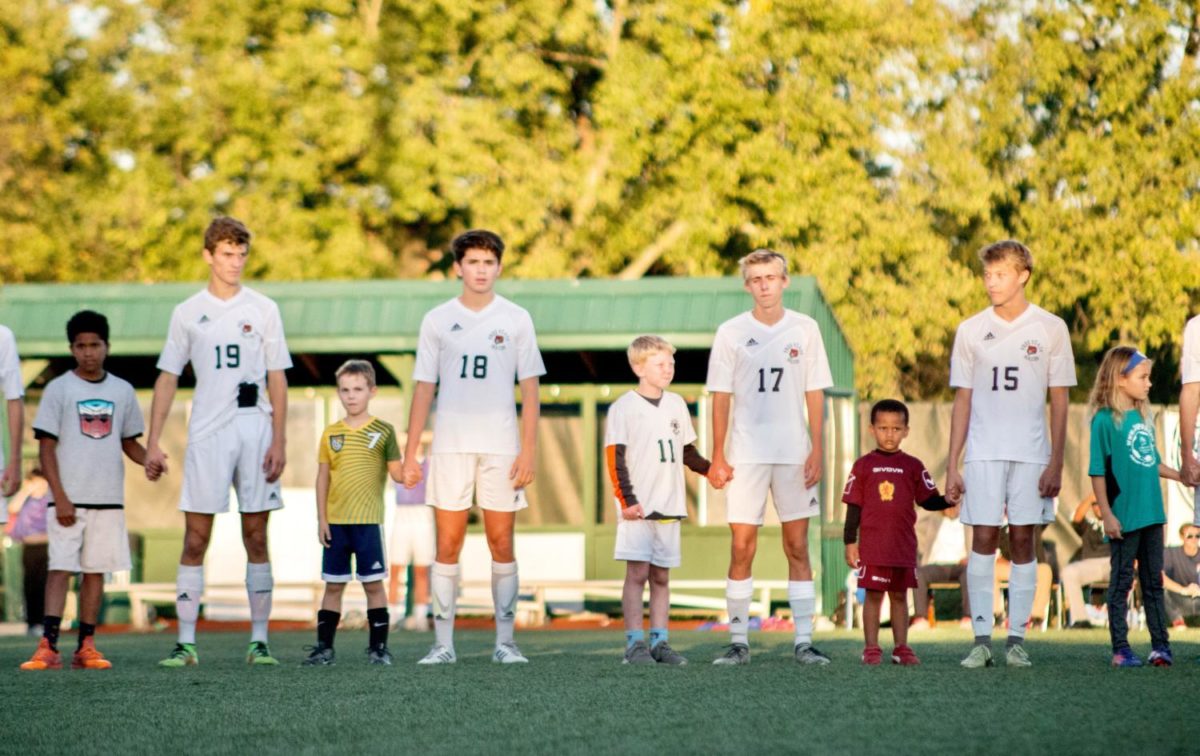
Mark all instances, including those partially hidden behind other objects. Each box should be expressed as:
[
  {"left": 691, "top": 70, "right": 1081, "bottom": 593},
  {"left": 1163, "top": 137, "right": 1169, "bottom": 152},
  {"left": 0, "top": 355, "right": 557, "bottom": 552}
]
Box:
[
  {"left": 367, "top": 607, "right": 389, "bottom": 649},
  {"left": 317, "top": 610, "right": 340, "bottom": 649},
  {"left": 43, "top": 616, "right": 62, "bottom": 651},
  {"left": 78, "top": 622, "right": 96, "bottom": 650},
  {"left": 1006, "top": 635, "right": 1022, "bottom": 649},
  {"left": 973, "top": 635, "right": 991, "bottom": 648}
]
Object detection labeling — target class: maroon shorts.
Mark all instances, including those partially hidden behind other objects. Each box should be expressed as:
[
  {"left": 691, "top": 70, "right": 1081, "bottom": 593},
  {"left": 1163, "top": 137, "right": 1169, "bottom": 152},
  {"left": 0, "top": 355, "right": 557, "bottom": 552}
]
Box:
[{"left": 856, "top": 563, "right": 918, "bottom": 591}]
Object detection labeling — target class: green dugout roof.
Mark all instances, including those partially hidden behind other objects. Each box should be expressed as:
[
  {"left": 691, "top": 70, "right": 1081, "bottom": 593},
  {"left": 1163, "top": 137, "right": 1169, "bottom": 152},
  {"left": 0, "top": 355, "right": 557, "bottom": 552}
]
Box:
[{"left": 0, "top": 277, "right": 853, "bottom": 392}]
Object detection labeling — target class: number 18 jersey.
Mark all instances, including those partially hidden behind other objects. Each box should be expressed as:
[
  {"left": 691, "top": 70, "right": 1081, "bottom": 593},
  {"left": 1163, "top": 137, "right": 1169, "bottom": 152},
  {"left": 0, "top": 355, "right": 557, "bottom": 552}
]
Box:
[
  {"left": 950, "top": 304, "right": 1076, "bottom": 464},
  {"left": 413, "top": 295, "right": 545, "bottom": 455}
]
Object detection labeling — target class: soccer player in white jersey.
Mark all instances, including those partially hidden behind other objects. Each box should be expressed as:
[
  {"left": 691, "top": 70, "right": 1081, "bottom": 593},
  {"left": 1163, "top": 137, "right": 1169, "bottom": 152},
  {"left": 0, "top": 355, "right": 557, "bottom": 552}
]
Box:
[
  {"left": 144, "top": 217, "right": 293, "bottom": 668},
  {"left": 0, "top": 323, "right": 25, "bottom": 507},
  {"left": 706, "top": 249, "right": 834, "bottom": 666},
  {"left": 403, "top": 229, "right": 545, "bottom": 665},
  {"left": 945, "top": 240, "right": 1076, "bottom": 669},
  {"left": 1177, "top": 316, "right": 1200, "bottom": 495}
]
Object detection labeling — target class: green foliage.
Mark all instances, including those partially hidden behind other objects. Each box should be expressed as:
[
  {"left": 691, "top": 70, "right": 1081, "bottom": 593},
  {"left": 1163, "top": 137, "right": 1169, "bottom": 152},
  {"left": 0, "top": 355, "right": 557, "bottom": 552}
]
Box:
[{"left": 1, "top": 0, "right": 1198, "bottom": 397}]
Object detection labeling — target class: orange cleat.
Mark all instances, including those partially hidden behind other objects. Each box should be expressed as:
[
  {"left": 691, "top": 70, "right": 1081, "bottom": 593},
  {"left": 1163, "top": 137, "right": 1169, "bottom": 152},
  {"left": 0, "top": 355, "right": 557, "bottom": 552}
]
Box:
[
  {"left": 71, "top": 637, "right": 113, "bottom": 670},
  {"left": 19, "top": 638, "right": 62, "bottom": 671}
]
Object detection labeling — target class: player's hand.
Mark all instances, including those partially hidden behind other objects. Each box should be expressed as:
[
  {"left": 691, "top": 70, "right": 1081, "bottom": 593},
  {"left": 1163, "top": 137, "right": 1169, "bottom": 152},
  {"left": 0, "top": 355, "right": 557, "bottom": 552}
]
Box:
[
  {"left": 945, "top": 470, "right": 965, "bottom": 505},
  {"left": 1102, "top": 512, "right": 1123, "bottom": 540},
  {"left": 845, "top": 543, "right": 860, "bottom": 569},
  {"left": 804, "top": 449, "right": 822, "bottom": 489},
  {"left": 263, "top": 441, "right": 286, "bottom": 483},
  {"left": 509, "top": 449, "right": 536, "bottom": 489},
  {"left": 56, "top": 500, "right": 77, "bottom": 527},
  {"left": 318, "top": 521, "right": 332, "bottom": 548},
  {"left": 145, "top": 446, "right": 169, "bottom": 480},
  {"left": 708, "top": 457, "right": 734, "bottom": 489},
  {"left": 622, "top": 504, "right": 644, "bottom": 521},
  {"left": 1183, "top": 456, "right": 1200, "bottom": 487},
  {"left": 0, "top": 463, "right": 19, "bottom": 497},
  {"left": 1037, "top": 465, "right": 1062, "bottom": 499},
  {"left": 402, "top": 457, "right": 424, "bottom": 489}
]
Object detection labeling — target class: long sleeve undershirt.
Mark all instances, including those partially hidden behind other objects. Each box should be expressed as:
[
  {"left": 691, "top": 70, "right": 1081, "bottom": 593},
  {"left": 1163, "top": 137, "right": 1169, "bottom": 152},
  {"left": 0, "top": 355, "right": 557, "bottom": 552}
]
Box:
[{"left": 611, "top": 443, "right": 710, "bottom": 509}]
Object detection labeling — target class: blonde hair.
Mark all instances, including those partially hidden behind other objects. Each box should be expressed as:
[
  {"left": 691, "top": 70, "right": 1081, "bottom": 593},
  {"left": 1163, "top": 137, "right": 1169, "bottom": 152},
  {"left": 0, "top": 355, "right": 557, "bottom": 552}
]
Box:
[
  {"left": 1089, "top": 345, "right": 1151, "bottom": 424},
  {"left": 335, "top": 359, "right": 377, "bottom": 388},
  {"left": 978, "top": 240, "right": 1033, "bottom": 274},
  {"left": 627, "top": 335, "right": 676, "bottom": 368},
  {"left": 738, "top": 248, "right": 788, "bottom": 281}
]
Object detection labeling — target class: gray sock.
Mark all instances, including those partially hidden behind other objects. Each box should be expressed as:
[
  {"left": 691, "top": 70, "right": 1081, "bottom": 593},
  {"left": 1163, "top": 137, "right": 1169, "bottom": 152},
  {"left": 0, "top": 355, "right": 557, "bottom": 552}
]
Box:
[
  {"left": 1006, "top": 635, "right": 1022, "bottom": 650},
  {"left": 974, "top": 636, "right": 992, "bottom": 648}
]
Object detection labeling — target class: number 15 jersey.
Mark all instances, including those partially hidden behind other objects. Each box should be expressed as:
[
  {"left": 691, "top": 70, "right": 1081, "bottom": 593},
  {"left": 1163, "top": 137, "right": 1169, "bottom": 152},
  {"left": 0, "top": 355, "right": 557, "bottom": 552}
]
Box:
[
  {"left": 705, "top": 310, "right": 833, "bottom": 465},
  {"left": 950, "top": 304, "right": 1076, "bottom": 465},
  {"left": 413, "top": 295, "right": 546, "bottom": 456}
]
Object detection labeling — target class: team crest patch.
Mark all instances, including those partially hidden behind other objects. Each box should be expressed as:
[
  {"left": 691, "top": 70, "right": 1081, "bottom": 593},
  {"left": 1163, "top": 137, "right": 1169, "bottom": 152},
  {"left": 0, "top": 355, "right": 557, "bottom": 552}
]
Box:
[
  {"left": 1020, "top": 339, "right": 1043, "bottom": 362},
  {"left": 1127, "top": 423, "right": 1157, "bottom": 468},
  {"left": 783, "top": 343, "right": 803, "bottom": 363},
  {"left": 78, "top": 399, "right": 115, "bottom": 440},
  {"left": 489, "top": 329, "right": 509, "bottom": 350},
  {"left": 878, "top": 480, "right": 895, "bottom": 502},
  {"left": 670, "top": 419, "right": 681, "bottom": 436},
  {"left": 329, "top": 434, "right": 345, "bottom": 452},
  {"left": 239, "top": 320, "right": 254, "bottom": 337}
]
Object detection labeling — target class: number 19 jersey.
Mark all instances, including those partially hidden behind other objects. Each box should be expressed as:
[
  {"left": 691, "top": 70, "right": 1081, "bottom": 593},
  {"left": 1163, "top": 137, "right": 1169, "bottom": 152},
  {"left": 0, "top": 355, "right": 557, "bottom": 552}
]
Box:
[
  {"left": 950, "top": 304, "right": 1076, "bottom": 464},
  {"left": 156, "top": 287, "right": 292, "bottom": 443},
  {"left": 412, "top": 295, "right": 545, "bottom": 456},
  {"left": 705, "top": 310, "right": 833, "bottom": 465}
]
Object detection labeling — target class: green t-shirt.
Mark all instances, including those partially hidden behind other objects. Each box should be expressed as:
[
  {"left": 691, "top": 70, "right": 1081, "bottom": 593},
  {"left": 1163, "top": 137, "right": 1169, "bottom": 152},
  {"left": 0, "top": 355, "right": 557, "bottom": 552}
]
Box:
[{"left": 1087, "top": 408, "right": 1165, "bottom": 533}]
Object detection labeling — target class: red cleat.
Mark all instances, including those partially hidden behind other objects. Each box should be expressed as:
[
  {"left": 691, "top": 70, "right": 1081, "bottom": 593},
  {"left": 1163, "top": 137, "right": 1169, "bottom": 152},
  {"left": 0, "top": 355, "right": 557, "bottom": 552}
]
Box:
[
  {"left": 862, "top": 645, "right": 883, "bottom": 665},
  {"left": 19, "top": 638, "right": 62, "bottom": 671},
  {"left": 891, "top": 644, "right": 921, "bottom": 665}
]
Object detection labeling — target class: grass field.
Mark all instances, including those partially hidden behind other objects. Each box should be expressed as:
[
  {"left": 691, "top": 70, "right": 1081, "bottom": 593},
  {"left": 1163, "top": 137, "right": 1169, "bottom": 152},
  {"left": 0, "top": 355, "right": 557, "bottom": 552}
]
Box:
[{"left": 3, "top": 626, "right": 1195, "bottom": 754}]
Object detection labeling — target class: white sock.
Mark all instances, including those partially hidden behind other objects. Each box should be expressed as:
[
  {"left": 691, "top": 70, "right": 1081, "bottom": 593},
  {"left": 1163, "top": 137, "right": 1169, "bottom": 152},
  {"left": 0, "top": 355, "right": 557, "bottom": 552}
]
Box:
[
  {"left": 788, "top": 580, "right": 816, "bottom": 646},
  {"left": 431, "top": 562, "right": 459, "bottom": 650},
  {"left": 176, "top": 564, "right": 204, "bottom": 645},
  {"left": 389, "top": 604, "right": 405, "bottom": 619},
  {"left": 726, "top": 577, "right": 754, "bottom": 646},
  {"left": 414, "top": 602, "right": 429, "bottom": 619},
  {"left": 492, "top": 561, "right": 519, "bottom": 646},
  {"left": 1006, "top": 560, "right": 1038, "bottom": 641},
  {"left": 246, "top": 562, "right": 273, "bottom": 643},
  {"left": 967, "top": 551, "right": 996, "bottom": 641}
]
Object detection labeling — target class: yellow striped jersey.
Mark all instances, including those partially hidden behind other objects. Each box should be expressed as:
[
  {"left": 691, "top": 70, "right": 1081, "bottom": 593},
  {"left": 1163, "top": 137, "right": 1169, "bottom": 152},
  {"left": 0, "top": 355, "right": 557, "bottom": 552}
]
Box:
[{"left": 318, "top": 417, "right": 400, "bottom": 524}]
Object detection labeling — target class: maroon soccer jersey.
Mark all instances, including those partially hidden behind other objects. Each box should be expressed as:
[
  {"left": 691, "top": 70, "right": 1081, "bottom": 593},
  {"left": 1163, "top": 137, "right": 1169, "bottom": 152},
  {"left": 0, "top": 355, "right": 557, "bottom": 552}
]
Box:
[{"left": 842, "top": 449, "right": 939, "bottom": 568}]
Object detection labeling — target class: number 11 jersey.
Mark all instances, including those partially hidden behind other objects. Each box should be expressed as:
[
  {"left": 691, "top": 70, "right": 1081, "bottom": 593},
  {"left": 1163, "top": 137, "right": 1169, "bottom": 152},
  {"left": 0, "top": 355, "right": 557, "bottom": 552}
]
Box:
[{"left": 950, "top": 304, "right": 1076, "bottom": 465}]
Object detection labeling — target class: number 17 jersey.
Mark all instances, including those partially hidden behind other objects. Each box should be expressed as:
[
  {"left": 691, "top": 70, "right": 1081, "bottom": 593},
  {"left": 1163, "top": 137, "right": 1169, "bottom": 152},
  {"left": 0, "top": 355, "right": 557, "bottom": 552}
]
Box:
[{"left": 950, "top": 304, "right": 1076, "bottom": 464}]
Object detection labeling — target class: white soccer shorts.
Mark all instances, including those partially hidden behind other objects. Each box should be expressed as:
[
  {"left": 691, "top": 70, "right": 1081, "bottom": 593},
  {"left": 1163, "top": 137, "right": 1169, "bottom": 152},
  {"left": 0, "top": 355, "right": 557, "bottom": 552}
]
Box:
[
  {"left": 389, "top": 505, "right": 436, "bottom": 567},
  {"left": 48, "top": 508, "right": 132, "bottom": 573},
  {"left": 614, "top": 518, "right": 681, "bottom": 568},
  {"left": 961, "top": 460, "right": 1053, "bottom": 526},
  {"left": 427, "top": 453, "right": 529, "bottom": 512},
  {"left": 724, "top": 463, "right": 820, "bottom": 525},
  {"left": 180, "top": 410, "right": 284, "bottom": 514}
]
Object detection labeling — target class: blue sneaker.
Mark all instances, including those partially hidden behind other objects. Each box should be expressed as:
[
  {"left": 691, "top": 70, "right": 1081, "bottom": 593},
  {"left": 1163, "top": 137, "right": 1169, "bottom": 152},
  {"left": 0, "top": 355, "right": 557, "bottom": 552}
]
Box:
[
  {"left": 1148, "top": 648, "right": 1174, "bottom": 667},
  {"left": 1111, "top": 647, "right": 1143, "bottom": 668}
]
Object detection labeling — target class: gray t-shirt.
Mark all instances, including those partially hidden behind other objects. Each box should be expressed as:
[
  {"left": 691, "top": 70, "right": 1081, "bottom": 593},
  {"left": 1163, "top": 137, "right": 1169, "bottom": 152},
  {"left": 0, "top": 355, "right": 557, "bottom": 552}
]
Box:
[
  {"left": 33, "top": 371, "right": 143, "bottom": 507},
  {"left": 1164, "top": 546, "right": 1200, "bottom": 588}
]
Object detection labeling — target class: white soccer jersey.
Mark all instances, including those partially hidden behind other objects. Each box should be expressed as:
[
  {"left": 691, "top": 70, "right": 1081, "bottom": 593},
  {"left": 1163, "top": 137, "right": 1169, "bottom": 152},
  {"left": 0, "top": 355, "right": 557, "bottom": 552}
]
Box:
[
  {"left": 950, "top": 304, "right": 1076, "bottom": 464},
  {"left": 0, "top": 325, "right": 23, "bottom": 400},
  {"left": 156, "top": 287, "right": 292, "bottom": 443},
  {"left": 705, "top": 310, "right": 833, "bottom": 465},
  {"left": 1182, "top": 315, "right": 1200, "bottom": 385},
  {"left": 413, "top": 295, "right": 545, "bottom": 455},
  {"left": 605, "top": 391, "right": 697, "bottom": 518}
]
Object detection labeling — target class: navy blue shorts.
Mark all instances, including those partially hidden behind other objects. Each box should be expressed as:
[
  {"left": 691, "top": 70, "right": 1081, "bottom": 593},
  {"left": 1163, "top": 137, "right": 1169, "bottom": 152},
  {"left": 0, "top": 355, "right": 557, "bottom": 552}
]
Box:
[{"left": 322, "top": 524, "right": 388, "bottom": 583}]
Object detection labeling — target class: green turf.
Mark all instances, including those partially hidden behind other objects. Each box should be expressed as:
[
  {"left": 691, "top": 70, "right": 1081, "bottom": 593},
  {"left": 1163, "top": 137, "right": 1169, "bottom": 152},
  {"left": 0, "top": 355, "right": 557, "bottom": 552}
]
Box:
[{"left": 2, "top": 627, "right": 1194, "bottom": 754}]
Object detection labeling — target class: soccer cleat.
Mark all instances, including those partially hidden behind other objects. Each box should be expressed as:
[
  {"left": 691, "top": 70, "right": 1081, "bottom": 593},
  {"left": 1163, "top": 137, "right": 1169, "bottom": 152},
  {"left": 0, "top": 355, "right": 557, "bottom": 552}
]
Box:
[
  {"left": 1148, "top": 648, "right": 1174, "bottom": 667},
  {"left": 417, "top": 644, "right": 457, "bottom": 665},
  {"left": 861, "top": 645, "right": 883, "bottom": 666},
  {"left": 300, "top": 644, "right": 336, "bottom": 667},
  {"left": 891, "top": 645, "right": 921, "bottom": 666},
  {"left": 246, "top": 641, "right": 279, "bottom": 666},
  {"left": 1005, "top": 644, "right": 1032, "bottom": 668},
  {"left": 1111, "top": 647, "right": 1143, "bottom": 668},
  {"left": 19, "top": 638, "right": 62, "bottom": 671},
  {"left": 960, "top": 644, "right": 994, "bottom": 668},
  {"left": 367, "top": 645, "right": 393, "bottom": 666},
  {"left": 71, "top": 638, "right": 112, "bottom": 670},
  {"left": 794, "top": 643, "right": 832, "bottom": 665},
  {"left": 650, "top": 641, "right": 688, "bottom": 666},
  {"left": 712, "top": 643, "right": 750, "bottom": 666},
  {"left": 492, "top": 642, "right": 529, "bottom": 664},
  {"left": 158, "top": 643, "right": 199, "bottom": 668},
  {"left": 623, "top": 640, "right": 655, "bottom": 665}
]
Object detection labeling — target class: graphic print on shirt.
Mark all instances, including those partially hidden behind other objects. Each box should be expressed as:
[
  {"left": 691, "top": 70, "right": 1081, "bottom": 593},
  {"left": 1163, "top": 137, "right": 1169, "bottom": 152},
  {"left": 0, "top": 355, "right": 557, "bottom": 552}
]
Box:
[{"left": 77, "top": 399, "right": 115, "bottom": 440}]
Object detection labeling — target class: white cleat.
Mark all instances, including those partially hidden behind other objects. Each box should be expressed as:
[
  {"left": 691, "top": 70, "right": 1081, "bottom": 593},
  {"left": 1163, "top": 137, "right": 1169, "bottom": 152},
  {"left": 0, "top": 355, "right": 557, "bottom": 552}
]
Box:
[
  {"left": 492, "top": 642, "right": 529, "bottom": 664},
  {"left": 417, "top": 645, "right": 457, "bottom": 665}
]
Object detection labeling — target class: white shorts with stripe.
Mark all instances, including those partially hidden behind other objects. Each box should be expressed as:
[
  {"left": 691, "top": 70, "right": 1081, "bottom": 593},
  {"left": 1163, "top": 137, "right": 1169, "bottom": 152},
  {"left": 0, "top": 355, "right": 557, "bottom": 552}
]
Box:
[
  {"left": 961, "top": 460, "right": 1052, "bottom": 526},
  {"left": 725, "top": 463, "right": 820, "bottom": 525},
  {"left": 427, "top": 453, "right": 528, "bottom": 512},
  {"left": 180, "top": 410, "right": 284, "bottom": 514}
]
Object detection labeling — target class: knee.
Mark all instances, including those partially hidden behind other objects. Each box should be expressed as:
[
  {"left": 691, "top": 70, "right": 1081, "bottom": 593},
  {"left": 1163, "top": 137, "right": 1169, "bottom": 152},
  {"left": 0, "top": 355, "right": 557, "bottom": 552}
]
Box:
[
  {"left": 626, "top": 563, "right": 650, "bottom": 585},
  {"left": 730, "top": 538, "right": 757, "bottom": 564},
  {"left": 324, "top": 582, "right": 345, "bottom": 598},
  {"left": 436, "top": 535, "right": 464, "bottom": 563},
  {"left": 242, "top": 531, "right": 268, "bottom": 560},
  {"left": 783, "top": 538, "right": 810, "bottom": 564},
  {"left": 649, "top": 567, "right": 670, "bottom": 590},
  {"left": 486, "top": 535, "right": 514, "bottom": 563},
  {"left": 182, "top": 529, "right": 211, "bottom": 560}
]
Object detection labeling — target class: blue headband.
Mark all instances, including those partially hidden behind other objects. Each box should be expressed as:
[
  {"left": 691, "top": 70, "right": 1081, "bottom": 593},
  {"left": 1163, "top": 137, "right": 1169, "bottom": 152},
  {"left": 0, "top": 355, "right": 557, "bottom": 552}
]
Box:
[{"left": 1121, "top": 351, "right": 1148, "bottom": 375}]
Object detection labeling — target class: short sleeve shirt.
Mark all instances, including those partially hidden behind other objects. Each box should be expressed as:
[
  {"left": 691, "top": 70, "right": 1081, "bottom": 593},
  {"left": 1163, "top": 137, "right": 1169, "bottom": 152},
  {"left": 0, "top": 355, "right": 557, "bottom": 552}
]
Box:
[
  {"left": 412, "top": 295, "right": 545, "bottom": 455},
  {"left": 842, "top": 449, "right": 939, "bottom": 568},
  {"left": 1182, "top": 315, "right": 1200, "bottom": 385},
  {"left": 157, "top": 287, "right": 292, "bottom": 442},
  {"left": 1163, "top": 546, "right": 1200, "bottom": 588},
  {"left": 318, "top": 417, "right": 400, "bottom": 524},
  {"left": 0, "top": 325, "right": 23, "bottom": 400},
  {"left": 1088, "top": 408, "right": 1165, "bottom": 533},
  {"left": 604, "top": 391, "right": 697, "bottom": 519},
  {"left": 705, "top": 310, "right": 833, "bottom": 465},
  {"left": 950, "top": 304, "right": 1076, "bottom": 464},
  {"left": 32, "top": 371, "right": 144, "bottom": 507}
]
